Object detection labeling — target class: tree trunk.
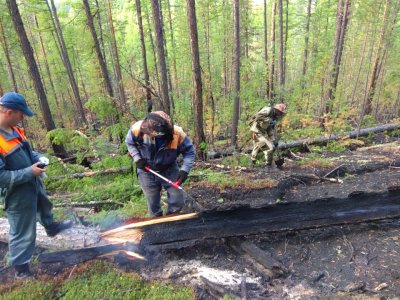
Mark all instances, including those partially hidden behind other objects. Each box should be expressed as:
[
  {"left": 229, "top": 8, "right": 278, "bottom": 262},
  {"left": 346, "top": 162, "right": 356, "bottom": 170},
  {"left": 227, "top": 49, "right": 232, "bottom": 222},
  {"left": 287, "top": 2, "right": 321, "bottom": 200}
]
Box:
[
  {"left": 48, "top": 0, "right": 87, "bottom": 125},
  {"left": 151, "top": 0, "right": 171, "bottom": 115},
  {"left": 135, "top": 0, "right": 152, "bottom": 113},
  {"left": 94, "top": 0, "right": 107, "bottom": 64},
  {"left": 325, "top": 0, "right": 351, "bottom": 114},
  {"left": 186, "top": 0, "right": 206, "bottom": 160},
  {"left": 203, "top": 1, "right": 215, "bottom": 147},
  {"left": 158, "top": 0, "right": 175, "bottom": 111},
  {"left": 144, "top": 3, "right": 162, "bottom": 105},
  {"left": 34, "top": 15, "right": 64, "bottom": 127},
  {"left": 349, "top": 22, "right": 370, "bottom": 106},
  {"left": 231, "top": 0, "right": 241, "bottom": 148},
  {"left": 301, "top": 0, "right": 312, "bottom": 94},
  {"left": 167, "top": 0, "right": 179, "bottom": 98},
  {"left": 373, "top": 49, "right": 388, "bottom": 119},
  {"left": 283, "top": 0, "right": 288, "bottom": 84},
  {"left": 277, "top": 0, "right": 284, "bottom": 89},
  {"left": 0, "top": 17, "right": 18, "bottom": 92},
  {"left": 106, "top": 0, "right": 127, "bottom": 109},
  {"left": 268, "top": 0, "right": 276, "bottom": 100},
  {"left": 263, "top": 0, "right": 268, "bottom": 62},
  {"left": 365, "top": 0, "right": 399, "bottom": 115},
  {"left": 6, "top": 0, "right": 67, "bottom": 157},
  {"left": 83, "top": 0, "right": 114, "bottom": 98}
]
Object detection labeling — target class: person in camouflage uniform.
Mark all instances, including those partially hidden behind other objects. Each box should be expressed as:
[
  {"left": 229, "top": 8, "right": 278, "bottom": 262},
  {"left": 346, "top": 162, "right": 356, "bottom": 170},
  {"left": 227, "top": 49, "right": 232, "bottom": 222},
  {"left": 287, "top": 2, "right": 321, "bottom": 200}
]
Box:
[{"left": 249, "top": 103, "right": 287, "bottom": 166}]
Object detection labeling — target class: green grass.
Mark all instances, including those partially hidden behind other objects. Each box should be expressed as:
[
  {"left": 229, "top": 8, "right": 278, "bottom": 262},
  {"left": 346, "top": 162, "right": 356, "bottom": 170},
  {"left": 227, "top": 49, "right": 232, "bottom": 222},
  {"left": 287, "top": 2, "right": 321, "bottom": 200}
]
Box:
[
  {"left": 190, "top": 168, "right": 277, "bottom": 189},
  {"left": 1, "top": 261, "right": 195, "bottom": 300},
  {"left": 220, "top": 153, "right": 253, "bottom": 167},
  {"left": 0, "top": 281, "right": 54, "bottom": 300},
  {"left": 297, "top": 153, "right": 335, "bottom": 168}
]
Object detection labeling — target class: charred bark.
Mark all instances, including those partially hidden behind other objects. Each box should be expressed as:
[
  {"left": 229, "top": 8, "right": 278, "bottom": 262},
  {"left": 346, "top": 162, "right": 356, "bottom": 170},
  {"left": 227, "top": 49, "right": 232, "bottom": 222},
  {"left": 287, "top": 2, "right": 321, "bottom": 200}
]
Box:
[{"left": 101, "top": 190, "right": 400, "bottom": 250}]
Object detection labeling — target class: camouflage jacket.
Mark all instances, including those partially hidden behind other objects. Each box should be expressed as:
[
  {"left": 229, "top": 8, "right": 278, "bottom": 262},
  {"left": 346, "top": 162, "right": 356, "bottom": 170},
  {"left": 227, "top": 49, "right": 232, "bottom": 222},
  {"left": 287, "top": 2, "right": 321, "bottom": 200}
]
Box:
[{"left": 249, "top": 106, "right": 280, "bottom": 135}]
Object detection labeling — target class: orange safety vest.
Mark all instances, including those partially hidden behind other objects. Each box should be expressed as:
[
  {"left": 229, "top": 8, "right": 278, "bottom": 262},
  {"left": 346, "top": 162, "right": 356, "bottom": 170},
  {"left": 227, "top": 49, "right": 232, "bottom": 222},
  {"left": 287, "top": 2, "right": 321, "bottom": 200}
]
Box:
[{"left": 0, "top": 127, "right": 27, "bottom": 157}]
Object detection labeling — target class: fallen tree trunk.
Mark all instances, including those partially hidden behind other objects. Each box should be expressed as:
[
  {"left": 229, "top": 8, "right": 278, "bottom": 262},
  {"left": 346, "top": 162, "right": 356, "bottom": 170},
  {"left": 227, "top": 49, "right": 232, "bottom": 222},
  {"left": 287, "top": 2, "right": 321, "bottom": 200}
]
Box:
[
  {"left": 102, "top": 190, "right": 400, "bottom": 249},
  {"left": 37, "top": 189, "right": 400, "bottom": 264},
  {"left": 207, "top": 123, "right": 400, "bottom": 159}
]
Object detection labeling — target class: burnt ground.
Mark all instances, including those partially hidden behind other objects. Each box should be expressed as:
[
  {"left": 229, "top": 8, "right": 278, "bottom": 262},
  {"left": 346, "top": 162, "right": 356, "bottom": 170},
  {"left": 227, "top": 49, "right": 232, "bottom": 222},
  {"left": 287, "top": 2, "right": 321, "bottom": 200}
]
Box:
[{"left": 0, "top": 139, "right": 399, "bottom": 299}]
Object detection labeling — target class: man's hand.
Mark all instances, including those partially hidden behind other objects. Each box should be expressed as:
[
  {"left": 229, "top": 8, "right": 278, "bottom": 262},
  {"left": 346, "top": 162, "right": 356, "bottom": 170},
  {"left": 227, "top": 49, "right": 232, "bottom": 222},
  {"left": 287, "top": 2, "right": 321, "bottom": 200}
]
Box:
[
  {"left": 32, "top": 162, "right": 46, "bottom": 177},
  {"left": 136, "top": 158, "right": 148, "bottom": 171},
  {"left": 174, "top": 170, "right": 188, "bottom": 186},
  {"left": 272, "top": 140, "right": 279, "bottom": 150}
]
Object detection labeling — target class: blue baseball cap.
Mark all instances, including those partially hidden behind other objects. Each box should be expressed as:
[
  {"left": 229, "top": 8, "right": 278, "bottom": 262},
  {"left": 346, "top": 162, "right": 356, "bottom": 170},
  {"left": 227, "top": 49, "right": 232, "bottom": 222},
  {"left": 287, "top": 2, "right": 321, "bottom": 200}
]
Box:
[{"left": 0, "top": 92, "right": 34, "bottom": 116}]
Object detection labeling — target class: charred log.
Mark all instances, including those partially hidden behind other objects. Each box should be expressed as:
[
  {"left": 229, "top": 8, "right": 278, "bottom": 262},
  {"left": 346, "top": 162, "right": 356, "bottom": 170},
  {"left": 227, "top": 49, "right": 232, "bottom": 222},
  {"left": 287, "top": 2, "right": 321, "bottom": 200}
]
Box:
[
  {"left": 229, "top": 239, "right": 287, "bottom": 279},
  {"left": 101, "top": 190, "right": 400, "bottom": 249}
]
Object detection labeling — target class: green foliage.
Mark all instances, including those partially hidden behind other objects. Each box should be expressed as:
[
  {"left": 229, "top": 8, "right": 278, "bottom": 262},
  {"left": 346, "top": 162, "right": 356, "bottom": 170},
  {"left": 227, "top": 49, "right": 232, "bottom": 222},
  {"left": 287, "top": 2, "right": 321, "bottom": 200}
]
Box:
[
  {"left": 46, "top": 129, "right": 89, "bottom": 149},
  {"left": 325, "top": 141, "right": 347, "bottom": 153},
  {"left": 387, "top": 129, "right": 400, "bottom": 138},
  {"left": 221, "top": 153, "right": 253, "bottom": 167},
  {"left": 91, "top": 155, "right": 131, "bottom": 170},
  {"left": 199, "top": 141, "right": 208, "bottom": 152},
  {"left": 46, "top": 174, "right": 141, "bottom": 204},
  {"left": 361, "top": 115, "right": 379, "bottom": 128},
  {"left": 84, "top": 96, "right": 118, "bottom": 121}
]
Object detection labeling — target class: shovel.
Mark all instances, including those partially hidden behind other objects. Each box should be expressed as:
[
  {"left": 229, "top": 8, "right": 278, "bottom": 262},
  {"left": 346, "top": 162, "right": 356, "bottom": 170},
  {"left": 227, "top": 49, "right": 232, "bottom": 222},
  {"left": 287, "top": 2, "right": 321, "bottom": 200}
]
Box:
[{"left": 144, "top": 166, "right": 198, "bottom": 212}]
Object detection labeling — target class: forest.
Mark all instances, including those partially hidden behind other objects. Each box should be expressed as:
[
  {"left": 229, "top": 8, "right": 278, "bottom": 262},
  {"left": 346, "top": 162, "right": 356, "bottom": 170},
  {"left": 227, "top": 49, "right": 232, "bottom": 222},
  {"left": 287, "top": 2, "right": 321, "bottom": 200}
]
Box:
[
  {"left": 0, "top": 0, "right": 400, "bottom": 299},
  {"left": 0, "top": 0, "right": 399, "bottom": 154}
]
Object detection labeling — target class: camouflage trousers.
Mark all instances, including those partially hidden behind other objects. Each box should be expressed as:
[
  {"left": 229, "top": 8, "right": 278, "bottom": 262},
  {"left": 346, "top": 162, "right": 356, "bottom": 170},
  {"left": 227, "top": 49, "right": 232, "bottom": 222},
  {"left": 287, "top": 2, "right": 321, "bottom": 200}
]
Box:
[{"left": 251, "top": 132, "right": 274, "bottom": 165}]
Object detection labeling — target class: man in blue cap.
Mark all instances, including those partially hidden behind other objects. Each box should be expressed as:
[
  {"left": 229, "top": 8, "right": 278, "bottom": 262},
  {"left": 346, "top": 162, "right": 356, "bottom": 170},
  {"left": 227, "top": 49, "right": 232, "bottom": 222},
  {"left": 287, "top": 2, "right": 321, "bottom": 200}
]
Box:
[{"left": 0, "top": 92, "right": 72, "bottom": 279}]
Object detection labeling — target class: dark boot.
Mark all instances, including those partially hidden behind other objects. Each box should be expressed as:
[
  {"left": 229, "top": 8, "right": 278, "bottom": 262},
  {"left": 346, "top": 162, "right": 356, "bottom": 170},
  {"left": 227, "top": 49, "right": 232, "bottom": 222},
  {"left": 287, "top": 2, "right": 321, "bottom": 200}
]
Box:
[
  {"left": 45, "top": 220, "right": 73, "bottom": 237},
  {"left": 15, "top": 263, "right": 34, "bottom": 280}
]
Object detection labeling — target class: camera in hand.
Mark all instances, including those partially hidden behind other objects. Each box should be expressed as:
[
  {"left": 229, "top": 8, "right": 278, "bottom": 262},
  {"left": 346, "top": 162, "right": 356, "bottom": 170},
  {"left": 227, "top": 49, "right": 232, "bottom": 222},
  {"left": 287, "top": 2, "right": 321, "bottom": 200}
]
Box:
[{"left": 37, "top": 163, "right": 47, "bottom": 169}]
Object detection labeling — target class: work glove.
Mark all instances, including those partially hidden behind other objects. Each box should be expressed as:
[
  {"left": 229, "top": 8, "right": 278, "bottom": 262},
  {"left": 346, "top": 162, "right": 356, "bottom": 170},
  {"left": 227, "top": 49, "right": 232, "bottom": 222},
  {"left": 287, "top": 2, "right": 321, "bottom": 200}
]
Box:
[
  {"left": 136, "top": 158, "right": 148, "bottom": 171},
  {"left": 270, "top": 120, "right": 276, "bottom": 129},
  {"left": 174, "top": 170, "right": 188, "bottom": 186}
]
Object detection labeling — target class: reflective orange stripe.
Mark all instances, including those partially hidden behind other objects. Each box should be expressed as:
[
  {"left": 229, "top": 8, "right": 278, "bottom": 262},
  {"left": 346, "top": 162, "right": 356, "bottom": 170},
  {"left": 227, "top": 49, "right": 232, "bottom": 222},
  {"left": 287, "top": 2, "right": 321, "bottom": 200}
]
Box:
[
  {"left": 131, "top": 121, "right": 185, "bottom": 150},
  {"left": 0, "top": 127, "right": 27, "bottom": 156}
]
